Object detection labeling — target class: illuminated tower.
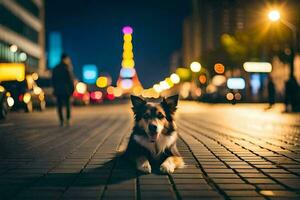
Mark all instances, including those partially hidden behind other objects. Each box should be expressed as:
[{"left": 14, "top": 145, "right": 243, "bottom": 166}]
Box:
[{"left": 117, "top": 26, "right": 143, "bottom": 96}]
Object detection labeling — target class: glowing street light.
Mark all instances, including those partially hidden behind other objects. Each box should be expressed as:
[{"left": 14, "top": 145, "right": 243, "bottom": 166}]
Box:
[
  {"left": 268, "top": 10, "right": 280, "bottom": 22},
  {"left": 267, "top": 9, "right": 297, "bottom": 77},
  {"left": 190, "top": 61, "right": 201, "bottom": 73}
]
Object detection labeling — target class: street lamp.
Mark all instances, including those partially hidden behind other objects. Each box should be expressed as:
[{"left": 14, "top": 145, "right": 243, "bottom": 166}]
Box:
[{"left": 268, "top": 9, "right": 297, "bottom": 76}]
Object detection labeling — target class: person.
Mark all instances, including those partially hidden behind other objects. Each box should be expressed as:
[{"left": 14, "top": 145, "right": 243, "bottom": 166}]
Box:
[
  {"left": 52, "top": 54, "right": 75, "bottom": 126},
  {"left": 284, "top": 75, "right": 299, "bottom": 112},
  {"left": 266, "top": 75, "right": 275, "bottom": 110}
]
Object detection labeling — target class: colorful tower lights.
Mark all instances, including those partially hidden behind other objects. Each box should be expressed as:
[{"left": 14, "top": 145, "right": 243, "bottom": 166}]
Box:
[{"left": 117, "top": 26, "right": 142, "bottom": 95}]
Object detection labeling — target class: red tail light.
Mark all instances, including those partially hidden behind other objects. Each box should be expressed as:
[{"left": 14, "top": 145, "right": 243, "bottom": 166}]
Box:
[{"left": 18, "top": 94, "right": 23, "bottom": 102}]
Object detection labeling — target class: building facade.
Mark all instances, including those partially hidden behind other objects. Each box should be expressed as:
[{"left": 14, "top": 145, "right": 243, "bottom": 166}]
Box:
[{"left": 0, "top": 0, "right": 45, "bottom": 75}]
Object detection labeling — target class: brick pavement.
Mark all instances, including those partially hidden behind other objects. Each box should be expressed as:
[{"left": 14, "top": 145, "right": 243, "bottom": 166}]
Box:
[{"left": 0, "top": 102, "right": 299, "bottom": 200}]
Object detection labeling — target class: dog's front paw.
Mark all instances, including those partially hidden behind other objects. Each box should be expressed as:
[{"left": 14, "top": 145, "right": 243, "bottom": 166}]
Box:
[
  {"left": 160, "top": 159, "right": 175, "bottom": 174},
  {"left": 137, "top": 160, "right": 152, "bottom": 174}
]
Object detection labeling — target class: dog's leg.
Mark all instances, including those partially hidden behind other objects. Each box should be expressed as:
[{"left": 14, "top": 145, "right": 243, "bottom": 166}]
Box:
[
  {"left": 136, "top": 156, "right": 152, "bottom": 174},
  {"left": 160, "top": 156, "right": 184, "bottom": 174}
]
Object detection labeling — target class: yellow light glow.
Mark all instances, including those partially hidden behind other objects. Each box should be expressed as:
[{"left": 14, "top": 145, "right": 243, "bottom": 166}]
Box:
[
  {"left": 175, "top": 68, "right": 191, "bottom": 81},
  {"left": 226, "top": 92, "right": 234, "bottom": 101},
  {"left": 38, "top": 93, "right": 45, "bottom": 101},
  {"left": 153, "top": 84, "right": 162, "bottom": 93},
  {"left": 132, "top": 85, "right": 143, "bottom": 96},
  {"left": 123, "top": 34, "right": 132, "bottom": 42},
  {"left": 121, "top": 59, "right": 135, "bottom": 68},
  {"left": 32, "top": 72, "right": 39, "bottom": 80},
  {"left": 33, "top": 86, "right": 42, "bottom": 95},
  {"left": 170, "top": 73, "right": 180, "bottom": 84},
  {"left": 0, "top": 86, "right": 5, "bottom": 92},
  {"left": 243, "top": 62, "right": 272, "bottom": 73},
  {"left": 113, "top": 87, "right": 123, "bottom": 97},
  {"left": 123, "top": 51, "right": 134, "bottom": 59},
  {"left": 7, "top": 96, "right": 14, "bottom": 107},
  {"left": 107, "top": 86, "right": 114, "bottom": 94},
  {"left": 96, "top": 77, "right": 108, "bottom": 88},
  {"left": 160, "top": 81, "right": 170, "bottom": 90},
  {"left": 76, "top": 82, "right": 87, "bottom": 94},
  {"left": 212, "top": 75, "right": 226, "bottom": 86},
  {"left": 123, "top": 42, "right": 133, "bottom": 51},
  {"left": 0, "top": 63, "right": 25, "bottom": 82},
  {"left": 190, "top": 61, "right": 201, "bottom": 72},
  {"left": 23, "top": 93, "right": 31, "bottom": 103},
  {"left": 268, "top": 10, "right": 280, "bottom": 22},
  {"left": 165, "top": 78, "right": 174, "bottom": 88}
]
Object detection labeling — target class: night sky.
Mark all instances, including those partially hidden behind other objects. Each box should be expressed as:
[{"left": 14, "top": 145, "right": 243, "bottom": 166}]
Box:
[{"left": 45, "top": 0, "right": 190, "bottom": 88}]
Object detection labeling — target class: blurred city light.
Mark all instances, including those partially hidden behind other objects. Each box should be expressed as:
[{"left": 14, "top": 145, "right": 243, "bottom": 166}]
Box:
[
  {"left": 120, "top": 68, "right": 136, "bottom": 78},
  {"left": 153, "top": 84, "right": 162, "bottom": 93},
  {"left": 96, "top": 76, "right": 108, "bottom": 88},
  {"left": 250, "top": 74, "right": 261, "bottom": 95},
  {"left": 227, "top": 78, "right": 246, "bottom": 89},
  {"left": 83, "top": 64, "right": 98, "bottom": 84},
  {"left": 268, "top": 10, "right": 280, "bottom": 22},
  {"left": 32, "top": 72, "right": 39, "bottom": 80},
  {"left": 160, "top": 80, "right": 170, "bottom": 90},
  {"left": 76, "top": 82, "right": 87, "bottom": 94},
  {"left": 19, "top": 52, "right": 27, "bottom": 61},
  {"left": 90, "top": 91, "right": 103, "bottom": 100},
  {"left": 106, "top": 86, "right": 114, "bottom": 94},
  {"left": 7, "top": 96, "right": 14, "bottom": 107},
  {"left": 214, "top": 63, "right": 225, "bottom": 74},
  {"left": 9, "top": 44, "right": 18, "bottom": 53},
  {"left": 49, "top": 32, "right": 63, "bottom": 68},
  {"left": 235, "top": 92, "right": 242, "bottom": 100},
  {"left": 190, "top": 61, "right": 201, "bottom": 72},
  {"left": 170, "top": 73, "right": 180, "bottom": 84},
  {"left": 199, "top": 75, "right": 207, "bottom": 84},
  {"left": 122, "top": 26, "right": 133, "bottom": 34},
  {"left": 23, "top": 93, "right": 31, "bottom": 103},
  {"left": 132, "top": 85, "right": 143, "bottom": 96},
  {"left": 176, "top": 68, "right": 191, "bottom": 81},
  {"left": 113, "top": 87, "right": 123, "bottom": 97},
  {"left": 165, "top": 78, "right": 174, "bottom": 88},
  {"left": 226, "top": 92, "right": 234, "bottom": 101},
  {"left": 0, "top": 86, "right": 4, "bottom": 92},
  {"left": 33, "top": 86, "right": 42, "bottom": 95},
  {"left": 121, "top": 79, "right": 133, "bottom": 89},
  {"left": 243, "top": 62, "right": 272, "bottom": 73},
  {"left": 212, "top": 75, "right": 226, "bottom": 86},
  {"left": 0, "top": 63, "right": 25, "bottom": 82}
]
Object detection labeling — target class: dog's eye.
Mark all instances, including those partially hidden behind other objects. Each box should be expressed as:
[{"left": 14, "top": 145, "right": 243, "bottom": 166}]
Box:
[
  {"left": 157, "top": 112, "right": 165, "bottom": 119},
  {"left": 143, "top": 113, "right": 150, "bottom": 119}
]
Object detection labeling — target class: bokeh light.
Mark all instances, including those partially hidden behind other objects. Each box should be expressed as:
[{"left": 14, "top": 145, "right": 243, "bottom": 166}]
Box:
[
  {"left": 190, "top": 61, "right": 201, "bottom": 72},
  {"left": 170, "top": 73, "right": 180, "bottom": 84},
  {"left": 214, "top": 63, "right": 225, "bottom": 74},
  {"left": 96, "top": 76, "right": 108, "bottom": 88}
]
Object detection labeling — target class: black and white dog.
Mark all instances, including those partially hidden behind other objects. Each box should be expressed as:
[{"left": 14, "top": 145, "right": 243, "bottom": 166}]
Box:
[{"left": 124, "top": 95, "right": 184, "bottom": 174}]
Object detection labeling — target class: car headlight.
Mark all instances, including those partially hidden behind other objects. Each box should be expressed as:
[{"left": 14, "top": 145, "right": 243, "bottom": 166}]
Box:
[{"left": 7, "top": 96, "right": 14, "bottom": 107}]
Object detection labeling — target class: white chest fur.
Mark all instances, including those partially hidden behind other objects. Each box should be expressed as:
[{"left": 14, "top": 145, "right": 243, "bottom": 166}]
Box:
[{"left": 133, "top": 132, "right": 177, "bottom": 157}]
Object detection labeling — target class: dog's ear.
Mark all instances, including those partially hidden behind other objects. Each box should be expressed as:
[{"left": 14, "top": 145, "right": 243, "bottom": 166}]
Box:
[
  {"left": 162, "top": 95, "right": 179, "bottom": 114},
  {"left": 130, "top": 95, "right": 146, "bottom": 108}
]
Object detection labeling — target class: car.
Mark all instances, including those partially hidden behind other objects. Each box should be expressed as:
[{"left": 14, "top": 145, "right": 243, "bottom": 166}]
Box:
[
  {"left": 0, "top": 85, "right": 10, "bottom": 119},
  {"left": 36, "top": 77, "right": 56, "bottom": 106},
  {"left": 1, "top": 75, "right": 46, "bottom": 112}
]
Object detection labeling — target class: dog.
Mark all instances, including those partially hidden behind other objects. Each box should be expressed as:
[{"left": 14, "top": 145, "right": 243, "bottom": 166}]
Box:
[{"left": 123, "top": 95, "right": 184, "bottom": 174}]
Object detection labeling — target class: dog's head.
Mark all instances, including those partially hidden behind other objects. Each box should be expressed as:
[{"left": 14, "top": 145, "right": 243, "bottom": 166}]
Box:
[{"left": 131, "top": 95, "right": 178, "bottom": 143}]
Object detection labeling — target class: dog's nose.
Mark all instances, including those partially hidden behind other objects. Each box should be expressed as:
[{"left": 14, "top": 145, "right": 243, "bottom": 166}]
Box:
[{"left": 148, "top": 124, "right": 157, "bottom": 132}]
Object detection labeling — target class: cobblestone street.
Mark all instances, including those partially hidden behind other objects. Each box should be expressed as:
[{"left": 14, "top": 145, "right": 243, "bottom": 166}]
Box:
[{"left": 0, "top": 102, "right": 300, "bottom": 200}]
